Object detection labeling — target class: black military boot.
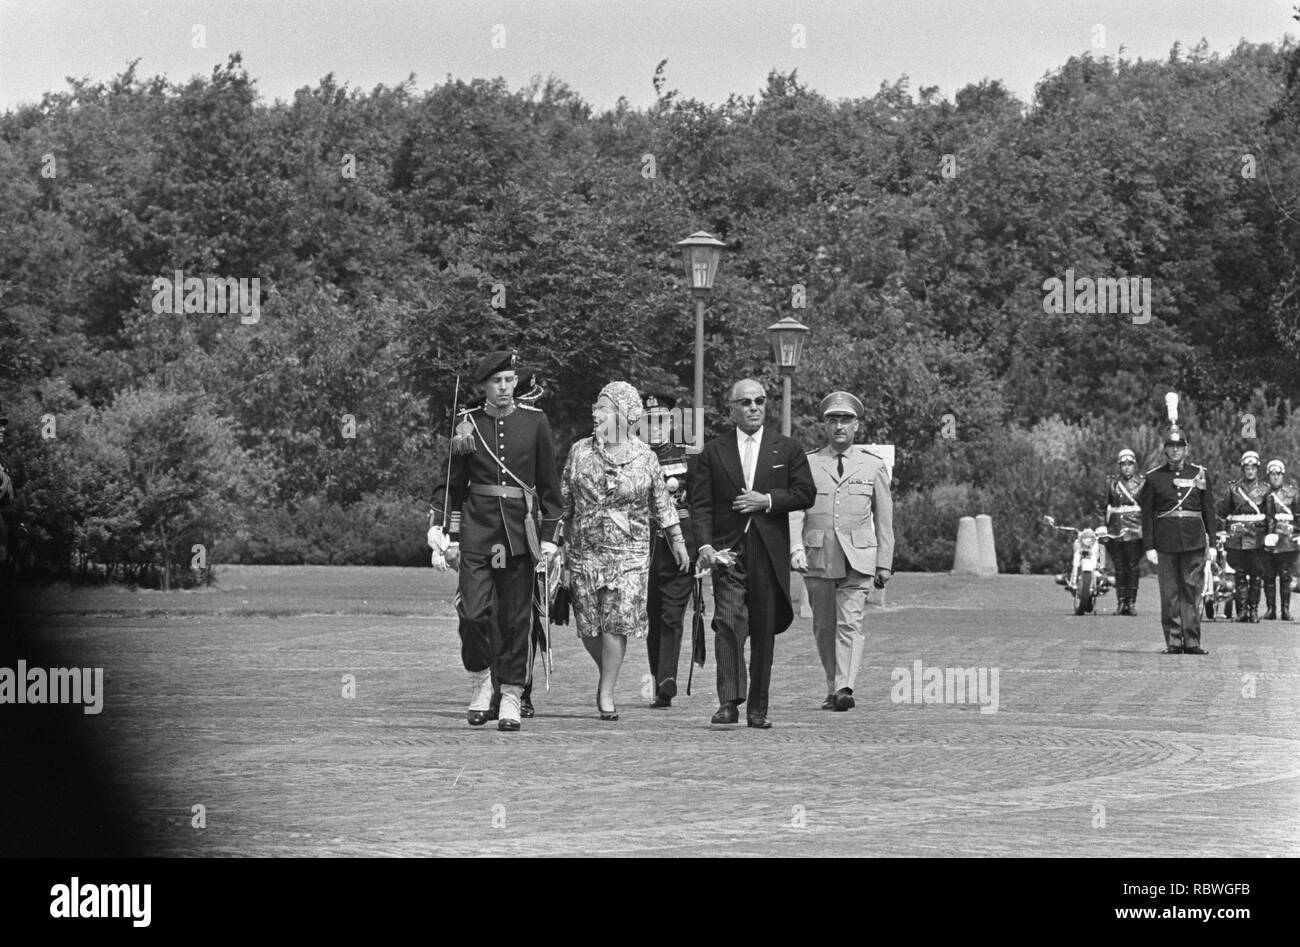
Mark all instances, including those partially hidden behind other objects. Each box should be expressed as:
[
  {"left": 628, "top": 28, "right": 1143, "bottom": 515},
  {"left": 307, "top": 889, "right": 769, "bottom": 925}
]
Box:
[
  {"left": 1264, "top": 589, "right": 1277, "bottom": 620},
  {"left": 1251, "top": 578, "right": 1264, "bottom": 622},
  {"left": 1235, "top": 588, "right": 1251, "bottom": 622},
  {"left": 1282, "top": 588, "right": 1293, "bottom": 622},
  {"left": 520, "top": 682, "right": 535, "bottom": 718}
]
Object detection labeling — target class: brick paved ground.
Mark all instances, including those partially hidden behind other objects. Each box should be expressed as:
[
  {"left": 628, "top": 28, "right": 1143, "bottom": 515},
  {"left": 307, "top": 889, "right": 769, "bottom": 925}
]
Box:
[{"left": 12, "top": 567, "right": 1300, "bottom": 856}]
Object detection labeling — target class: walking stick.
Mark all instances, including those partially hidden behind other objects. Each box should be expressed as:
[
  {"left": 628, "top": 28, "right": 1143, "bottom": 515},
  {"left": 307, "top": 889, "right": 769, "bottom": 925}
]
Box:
[{"left": 442, "top": 374, "right": 461, "bottom": 532}]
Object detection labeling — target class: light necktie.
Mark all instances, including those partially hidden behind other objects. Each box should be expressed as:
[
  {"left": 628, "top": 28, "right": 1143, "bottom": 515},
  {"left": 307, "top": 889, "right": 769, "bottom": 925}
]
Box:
[{"left": 742, "top": 435, "right": 756, "bottom": 490}]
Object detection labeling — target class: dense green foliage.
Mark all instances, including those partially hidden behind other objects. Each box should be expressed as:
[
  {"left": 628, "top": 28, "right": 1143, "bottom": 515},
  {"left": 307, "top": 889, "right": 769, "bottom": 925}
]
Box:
[{"left": 2, "top": 33, "right": 1299, "bottom": 583}]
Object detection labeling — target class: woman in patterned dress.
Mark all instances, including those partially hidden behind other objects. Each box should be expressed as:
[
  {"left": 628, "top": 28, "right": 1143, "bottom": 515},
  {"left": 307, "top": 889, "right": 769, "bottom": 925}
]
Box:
[{"left": 561, "top": 382, "right": 690, "bottom": 719}]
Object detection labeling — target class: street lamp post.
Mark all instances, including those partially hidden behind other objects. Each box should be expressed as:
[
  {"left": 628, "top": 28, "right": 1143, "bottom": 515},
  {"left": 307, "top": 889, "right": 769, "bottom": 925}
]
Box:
[
  {"left": 677, "top": 231, "right": 726, "bottom": 451},
  {"left": 766, "top": 316, "right": 810, "bottom": 438}
]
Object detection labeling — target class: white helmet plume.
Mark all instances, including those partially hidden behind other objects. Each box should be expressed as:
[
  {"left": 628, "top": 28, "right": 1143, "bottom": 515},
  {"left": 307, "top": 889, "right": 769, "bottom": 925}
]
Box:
[{"left": 1165, "top": 392, "right": 1179, "bottom": 424}]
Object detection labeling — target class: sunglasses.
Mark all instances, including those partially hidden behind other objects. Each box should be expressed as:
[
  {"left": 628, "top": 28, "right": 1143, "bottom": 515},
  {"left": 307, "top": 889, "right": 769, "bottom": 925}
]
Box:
[{"left": 730, "top": 397, "right": 767, "bottom": 407}]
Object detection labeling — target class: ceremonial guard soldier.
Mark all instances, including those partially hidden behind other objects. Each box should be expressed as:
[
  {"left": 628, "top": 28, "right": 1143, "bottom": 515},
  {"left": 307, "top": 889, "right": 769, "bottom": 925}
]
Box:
[
  {"left": 1106, "top": 448, "right": 1145, "bottom": 616},
  {"left": 790, "top": 392, "right": 894, "bottom": 710},
  {"left": 1217, "top": 450, "right": 1269, "bottom": 622},
  {"left": 640, "top": 392, "right": 697, "bottom": 708},
  {"left": 431, "top": 352, "right": 562, "bottom": 731},
  {"left": 1137, "top": 420, "right": 1215, "bottom": 654},
  {"left": 1262, "top": 459, "right": 1298, "bottom": 621}
]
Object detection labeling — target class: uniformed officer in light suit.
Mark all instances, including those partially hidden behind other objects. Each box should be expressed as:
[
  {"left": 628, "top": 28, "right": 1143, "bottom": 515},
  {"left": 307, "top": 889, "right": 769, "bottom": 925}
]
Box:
[
  {"left": 1137, "top": 425, "right": 1215, "bottom": 655},
  {"left": 789, "top": 392, "right": 894, "bottom": 710},
  {"left": 433, "top": 351, "right": 562, "bottom": 730}
]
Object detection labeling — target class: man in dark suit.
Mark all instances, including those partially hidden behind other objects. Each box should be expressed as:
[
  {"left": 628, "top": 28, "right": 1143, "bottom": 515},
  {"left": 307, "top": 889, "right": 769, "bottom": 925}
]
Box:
[
  {"left": 691, "top": 378, "right": 816, "bottom": 728},
  {"left": 1137, "top": 425, "right": 1215, "bottom": 655}
]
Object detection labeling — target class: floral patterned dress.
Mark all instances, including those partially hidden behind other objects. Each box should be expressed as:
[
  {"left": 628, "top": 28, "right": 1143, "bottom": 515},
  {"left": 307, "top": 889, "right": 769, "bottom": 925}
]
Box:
[{"left": 561, "top": 436, "right": 680, "bottom": 638}]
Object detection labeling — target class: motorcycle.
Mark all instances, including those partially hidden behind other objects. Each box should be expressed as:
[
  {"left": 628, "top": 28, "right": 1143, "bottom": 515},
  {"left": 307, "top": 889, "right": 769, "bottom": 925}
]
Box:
[
  {"left": 1044, "top": 515, "right": 1115, "bottom": 615},
  {"left": 1203, "top": 530, "right": 1236, "bottom": 620}
]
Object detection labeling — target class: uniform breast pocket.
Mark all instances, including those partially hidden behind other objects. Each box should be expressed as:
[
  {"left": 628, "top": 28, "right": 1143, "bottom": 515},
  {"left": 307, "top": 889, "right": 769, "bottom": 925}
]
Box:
[
  {"left": 846, "top": 481, "right": 872, "bottom": 512},
  {"left": 804, "top": 529, "right": 826, "bottom": 570}
]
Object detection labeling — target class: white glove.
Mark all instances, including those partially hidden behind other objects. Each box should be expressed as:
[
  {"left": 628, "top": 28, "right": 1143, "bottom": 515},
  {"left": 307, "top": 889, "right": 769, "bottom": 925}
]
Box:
[
  {"left": 428, "top": 524, "right": 449, "bottom": 553},
  {"left": 540, "top": 541, "right": 558, "bottom": 561},
  {"left": 1145, "top": 549, "right": 1158, "bottom": 566}
]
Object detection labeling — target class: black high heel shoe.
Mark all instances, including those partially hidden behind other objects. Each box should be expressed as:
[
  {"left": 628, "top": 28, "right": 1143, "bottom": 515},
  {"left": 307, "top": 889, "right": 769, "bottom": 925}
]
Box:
[{"left": 596, "top": 688, "right": 619, "bottom": 721}]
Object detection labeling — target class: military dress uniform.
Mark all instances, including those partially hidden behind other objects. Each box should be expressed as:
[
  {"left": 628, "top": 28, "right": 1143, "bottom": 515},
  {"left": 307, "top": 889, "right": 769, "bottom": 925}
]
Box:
[
  {"left": 1137, "top": 431, "right": 1215, "bottom": 653},
  {"left": 642, "top": 393, "right": 698, "bottom": 708},
  {"left": 1262, "top": 459, "right": 1298, "bottom": 621},
  {"left": 789, "top": 392, "right": 894, "bottom": 710},
  {"left": 432, "top": 352, "right": 562, "bottom": 730},
  {"left": 1105, "top": 449, "right": 1145, "bottom": 616},
  {"left": 1217, "top": 451, "right": 1269, "bottom": 622}
]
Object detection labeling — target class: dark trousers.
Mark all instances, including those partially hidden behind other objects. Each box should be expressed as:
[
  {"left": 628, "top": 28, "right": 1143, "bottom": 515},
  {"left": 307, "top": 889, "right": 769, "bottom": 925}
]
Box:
[
  {"left": 457, "top": 550, "right": 532, "bottom": 686},
  {"left": 712, "top": 529, "right": 784, "bottom": 716},
  {"left": 1261, "top": 551, "right": 1298, "bottom": 608},
  {"left": 1156, "top": 549, "right": 1205, "bottom": 649},
  {"left": 1110, "top": 539, "right": 1143, "bottom": 600},
  {"left": 647, "top": 533, "right": 692, "bottom": 689},
  {"left": 1227, "top": 547, "right": 1263, "bottom": 609}
]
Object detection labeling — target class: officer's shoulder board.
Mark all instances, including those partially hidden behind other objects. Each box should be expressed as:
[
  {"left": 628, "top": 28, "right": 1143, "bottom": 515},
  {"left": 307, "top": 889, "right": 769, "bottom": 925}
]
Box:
[
  {"left": 518, "top": 403, "right": 542, "bottom": 412},
  {"left": 855, "top": 445, "right": 884, "bottom": 460}
]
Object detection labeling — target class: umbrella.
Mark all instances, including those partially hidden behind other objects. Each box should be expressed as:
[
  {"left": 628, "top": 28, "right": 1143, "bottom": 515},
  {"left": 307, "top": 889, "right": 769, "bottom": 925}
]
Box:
[{"left": 687, "top": 573, "right": 707, "bottom": 695}]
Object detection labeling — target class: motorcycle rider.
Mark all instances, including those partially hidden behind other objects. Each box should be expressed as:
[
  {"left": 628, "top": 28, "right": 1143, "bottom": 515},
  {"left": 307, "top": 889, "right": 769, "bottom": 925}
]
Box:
[
  {"left": 1262, "top": 459, "right": 1298, "bottom": 621},
  {"left": 1106, "top": 448, "right": 1145, "bottom": 615},
  {"left": 1217, "top": 450, "right": 1269, "bottom": 623}
]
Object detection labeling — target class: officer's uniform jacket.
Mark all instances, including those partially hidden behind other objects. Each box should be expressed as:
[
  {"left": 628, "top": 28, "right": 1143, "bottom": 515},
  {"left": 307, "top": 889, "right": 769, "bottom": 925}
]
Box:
[
  {"left": 649, "top": 440, "right": 698, "bottom": 554},
  {"left": 1105, "top": 473, "right": 1145, "bottom": 540},
  {"left": 789, "top": 445, "right": 894, "bottom": 579},
  {"left": 1264, "top": 481, "right": 1300, "bottom": 555},
  {"left": 432, "top": 403, "right": 562, "bottom": 558},
  {"left": 1138, "top": 461, "right": 1215, "bottom": 553},
  {"left": 1217, "top": 477, "right": 1270, "bottom": 550}
]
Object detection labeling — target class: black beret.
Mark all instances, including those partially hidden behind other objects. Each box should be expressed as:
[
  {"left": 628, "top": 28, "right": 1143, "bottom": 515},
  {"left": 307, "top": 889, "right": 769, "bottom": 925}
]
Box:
[{"left": 473, "top": 350, "right": 518, "bottom": 384}]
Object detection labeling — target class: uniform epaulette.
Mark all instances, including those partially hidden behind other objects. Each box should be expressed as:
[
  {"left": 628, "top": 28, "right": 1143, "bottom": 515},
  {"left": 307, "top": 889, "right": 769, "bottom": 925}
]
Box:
[
  {"left": 518, "top": 403, "right": 542, "bottom": 411},
  {"left": 461, "top": 405, "right": 483, "bottom": 415},
  {"left": 856, "top": 445, "right": 884, "bottom": 460}
]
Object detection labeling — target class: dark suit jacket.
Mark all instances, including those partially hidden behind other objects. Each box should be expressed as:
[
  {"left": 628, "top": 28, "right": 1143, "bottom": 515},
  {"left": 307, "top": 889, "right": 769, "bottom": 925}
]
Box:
[{"left": 690, "top": 426, "right": 816, "bottom": 629}]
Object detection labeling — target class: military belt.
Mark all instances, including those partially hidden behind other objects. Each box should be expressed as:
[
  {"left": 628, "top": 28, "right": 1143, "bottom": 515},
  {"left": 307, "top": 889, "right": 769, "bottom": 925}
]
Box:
[
  {"left": 1108, "top": 505, "right": 1140, "bottom": 514},
  {"left": 469, "top": 484, "right": 525, "bottom": 499},
  {"left": 1228, "top": 513, "right": 1266, "bottom": 522},
  {"left": 1157, "top": 510, "right": 1203, "bottom": 519},
  {"left": 1275, "top": 513, "right": 1294, "bottom": 522}
]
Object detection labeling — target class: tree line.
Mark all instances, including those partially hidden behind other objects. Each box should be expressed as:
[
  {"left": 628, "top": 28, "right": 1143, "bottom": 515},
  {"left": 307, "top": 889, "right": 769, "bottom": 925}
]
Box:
[{"left": 1, "top": 31, "right": 1299, "bottom": 585}]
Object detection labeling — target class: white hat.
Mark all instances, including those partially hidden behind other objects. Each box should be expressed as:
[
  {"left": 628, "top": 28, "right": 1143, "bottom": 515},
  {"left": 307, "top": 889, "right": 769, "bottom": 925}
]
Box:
[
  {"left": 1241, "top": 450, "right": 1260, "bottom": 466},
  {"left": 1267, "top": 459, "right": 1285, "bottom": 475},
  {"left": 1117, "top": 449, "right": 1136, "bottom": 463}
]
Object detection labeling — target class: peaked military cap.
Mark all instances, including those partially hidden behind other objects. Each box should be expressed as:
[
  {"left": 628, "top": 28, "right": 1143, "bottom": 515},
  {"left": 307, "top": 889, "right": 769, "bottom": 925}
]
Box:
[
  {"left": 643, "top": 392, "right": 677, "bottom": 412},
  {"left": 473, "top": 350, "right": 518, "bottom": 384},
  {"left": 819, "top": 391, "right": 863, "bottom": 418}
]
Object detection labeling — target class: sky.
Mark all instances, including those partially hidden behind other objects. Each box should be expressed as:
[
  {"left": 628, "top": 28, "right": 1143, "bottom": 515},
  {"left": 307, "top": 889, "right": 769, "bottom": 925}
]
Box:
[{"left": 0, "top": 0, "right": 1295, "bottom": 113}]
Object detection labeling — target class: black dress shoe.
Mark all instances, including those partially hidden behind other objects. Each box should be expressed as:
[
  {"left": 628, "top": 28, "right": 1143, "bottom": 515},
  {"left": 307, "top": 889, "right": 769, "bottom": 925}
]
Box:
[
  {"left": 467, "top": 710, "right": 491, "bottom": 726},
  {"left": 746, "top": 714, "right": 772, "bottom": 729},
  {"left": 659, "top": 678, "right": 678, "bottom": 701},
  {"left": 821, "top": 693, "right": 836, "bottom": 710},
  {"left": 650, "top": 696, "right": 672, "bottom": 708},
  {"left": 1183, "top": 646, "right": 1210, "bottom": 655},
  {"left": 833, "top": 687, "right": 855, "bottom": 711},
  {"left": 497, "top": 718, "right": 520, "bottom": 731},
  {"left": 710, "top": 703, "right": 739, "bottom": 725},
  {"left": 1162, "top": 646, "right": 1183, "bottom": 654}
]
